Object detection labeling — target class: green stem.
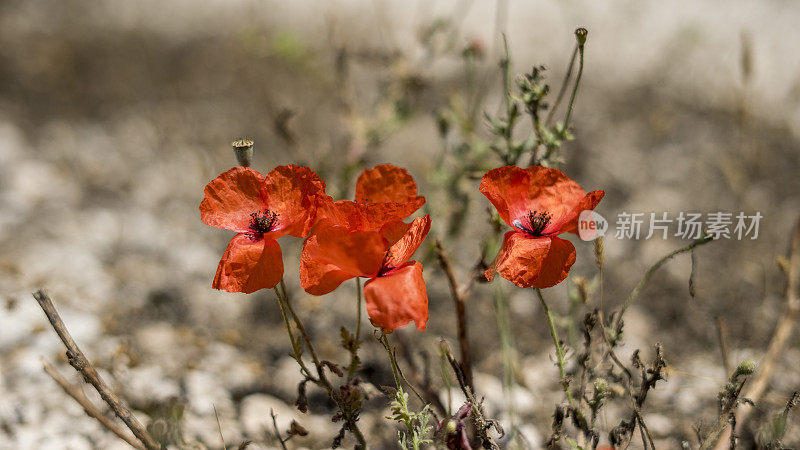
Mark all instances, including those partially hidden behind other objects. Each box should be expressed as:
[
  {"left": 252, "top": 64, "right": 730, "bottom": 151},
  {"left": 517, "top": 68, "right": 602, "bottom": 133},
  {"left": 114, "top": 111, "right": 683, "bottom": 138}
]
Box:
[
  {"left": 276, "top": 280, "right": 368, "bottom": 447},
  {"left": 535, "top": 288, "right": 575, "bottom": 408},
  {"left": 355, "top": 279, "right": 363, "bottom": 345},
  {"left": 562, "top": 43, "right": 584, "bottom": 131},
  {"left": 274, "top": 284, "right": 314, "bottom": 380},
  {"left": 381, "top": 333, "right": 424, "bottom": 450},
  {"left": 545, "top": 44, "right": 579, "bottom": 127},
  {"left": 346, "top": 279, "right": 363, "bottom": 381},
  {"left": 279, "top": 280, "right": 322, "bottom": 372},
  {"left": 381, "top": 333, "right": 403, "bottom": 391}
]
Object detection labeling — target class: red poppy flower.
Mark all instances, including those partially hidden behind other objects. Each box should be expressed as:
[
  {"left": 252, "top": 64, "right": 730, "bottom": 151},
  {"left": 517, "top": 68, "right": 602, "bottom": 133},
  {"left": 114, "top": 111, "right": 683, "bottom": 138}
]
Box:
[
  {"left": 480, "top": 165, "right": 604, "bottom": 288},
  {"left": 200, "top": 165, "right": 327, "bottom": 293},
  {"left": 299, "top": 215, "right": 431, "bottom": 331},
  {"left": 317, "top": 164, "right": 426, "bottom": 231}
]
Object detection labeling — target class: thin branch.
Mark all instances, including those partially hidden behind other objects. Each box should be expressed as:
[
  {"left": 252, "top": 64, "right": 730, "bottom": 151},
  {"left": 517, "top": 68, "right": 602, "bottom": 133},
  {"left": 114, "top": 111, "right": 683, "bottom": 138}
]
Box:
[
  {"left": 715, "top": 316, "right": 732, "bottom": 376},
  {"left": 614, "top": 234, "right": 714, "bottom": 333},
  {"left": 440, "top": 339, "right": 502, "bottom": 449},
  {"left": 32, "top": 290, "right": 159, "bottom": 450},
  {"left": 270, "top": 409, "right": 289, "bottom": 450},
  {"left": 434, "top": 239, "right": 473, "bottom": 389},
  {"left": 41, "top": 358, "right": 145, "bottom": 450},
  {"left": 214, "top": 405, "right": 227, "bottom": 450}
]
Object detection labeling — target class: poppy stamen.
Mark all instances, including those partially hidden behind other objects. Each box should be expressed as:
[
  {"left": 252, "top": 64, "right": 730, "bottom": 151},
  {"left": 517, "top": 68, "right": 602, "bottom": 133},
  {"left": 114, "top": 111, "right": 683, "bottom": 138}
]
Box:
[
  {"left": 249, "top": 209, "right": 279, "bottom": 234},
  {"left": 514, "top": 210, "right": 552, "bottom": 236}
]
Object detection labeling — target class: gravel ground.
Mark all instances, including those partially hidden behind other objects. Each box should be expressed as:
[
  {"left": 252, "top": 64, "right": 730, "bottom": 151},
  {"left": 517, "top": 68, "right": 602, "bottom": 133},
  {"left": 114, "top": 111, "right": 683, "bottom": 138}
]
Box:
[{"left": 1, "top": 1, "right": 799, "bottom": 448}]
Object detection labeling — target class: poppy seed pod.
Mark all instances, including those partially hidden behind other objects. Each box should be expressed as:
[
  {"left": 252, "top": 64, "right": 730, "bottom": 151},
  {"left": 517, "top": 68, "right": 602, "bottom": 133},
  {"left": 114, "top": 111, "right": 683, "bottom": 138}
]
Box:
[
  {"left": 232, "top": 138, "right": 254, "bottom": 167},
  {"left": 575, "top": 28, "right": 588, "bottom": 46}
]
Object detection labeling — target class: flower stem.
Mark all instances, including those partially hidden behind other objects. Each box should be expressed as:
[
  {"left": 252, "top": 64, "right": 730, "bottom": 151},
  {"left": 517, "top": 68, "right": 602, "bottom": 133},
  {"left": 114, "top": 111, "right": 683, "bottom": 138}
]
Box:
[
  {"left": 273, "top": 284, "right": 314, "bottom": 380},
  {"left": 380, "top": 333, "right": 403, "bottom": 390},
  {"left": 380, "top": 333, "right": 423, "bottom": 450},
  {"left": 562, "top": 39, "right": 585, "bottom": 131},
  {"left": 346, "top": 279, "right": 363, "bottom": 381},
  {"left": 355, "top": 279, "right": 363, "bottom": 345},
  {"left": 535, "top": 288, "right": 575, "bottom": 408},
  {"left": 274, "top": 280, "right": 367, "bottom": 447},
  {"left": 545, "top": 44, "right": 579, "bottom": 127},
  {"left": 279, "top": 279, "right": 322, "bottom": 371}
]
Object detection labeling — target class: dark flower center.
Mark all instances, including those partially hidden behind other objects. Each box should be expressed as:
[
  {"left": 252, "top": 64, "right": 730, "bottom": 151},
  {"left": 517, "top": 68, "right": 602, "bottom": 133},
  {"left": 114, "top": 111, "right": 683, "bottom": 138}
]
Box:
[
  {"left": 514, "top": 210, "right": 552, "bottom": 236},
  {"left": 249, "top": 209, "right": 279, "bottom": 234},
  {"left": 377, "top": 250, "right": 395, "bottom": 277}
]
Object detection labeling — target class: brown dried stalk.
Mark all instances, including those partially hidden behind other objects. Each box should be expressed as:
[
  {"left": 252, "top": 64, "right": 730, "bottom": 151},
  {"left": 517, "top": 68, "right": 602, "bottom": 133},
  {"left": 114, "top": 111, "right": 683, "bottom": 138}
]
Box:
[
  {"left": 713, "top": 216, "right": 800, "bottom": 449},
  {"left": 440, "top": 339, "right": 502, "bottom": 449},
  {"left": 32, "top": 289, "right": 160, "bottom": 450},
  {"left": 434, "top": 239, "right": 473, "bottom": 389},
  {"left": 41, "top": 358, "right": 145, "bottom": 450},
  {"left": 270, "top": 408, "right": 289, "bottom": 450}
]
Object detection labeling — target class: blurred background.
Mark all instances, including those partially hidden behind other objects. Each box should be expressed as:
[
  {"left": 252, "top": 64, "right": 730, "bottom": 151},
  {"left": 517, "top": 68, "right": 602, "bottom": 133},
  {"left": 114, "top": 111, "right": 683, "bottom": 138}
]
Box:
[{"left": 1, "top": 0, "right": 800, "bottom": 448}]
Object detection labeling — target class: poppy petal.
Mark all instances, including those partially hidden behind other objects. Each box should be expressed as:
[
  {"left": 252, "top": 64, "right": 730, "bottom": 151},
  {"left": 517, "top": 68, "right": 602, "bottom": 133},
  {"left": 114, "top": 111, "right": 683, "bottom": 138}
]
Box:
[
  {"left": 200, "top": 167, "right": 266, "bottom": 232},
  {"left": 485, "top": 231, "right": 549, "bottom": 286},
  {"left": 479, "top": 166, "right": 588, "bottom": 233},
  {"left": 530, "top": 236, "right": 576, "bottom": 288},
  {"left": 300, "top": 226, "right": 387, "bottom": 295},
  {"left": 557, "top": 190, "right": 605, "bottom": 235},
  {"left": 318, "top": 199, "right": 420, "bottom": 232},
  {"left": 364, "top": 261, "right": 429, "bottom": 331},
  {"left": 261, "top": 164, "right": 328, "bottom": 238},
  {"left": 355, "top": 164, "right": 426, "bottom": 214},
  {"left": 486, "top": 232, "right": 576, "bottom": 288},
  {"left": 383, "top": 215, "right": 431, "bottom": 268},
  {"left": 213, "top": 234, "right": 283, "bottom": 293},
  {"left": 378, "top": 219, "right": 413, "bottom": 246}
]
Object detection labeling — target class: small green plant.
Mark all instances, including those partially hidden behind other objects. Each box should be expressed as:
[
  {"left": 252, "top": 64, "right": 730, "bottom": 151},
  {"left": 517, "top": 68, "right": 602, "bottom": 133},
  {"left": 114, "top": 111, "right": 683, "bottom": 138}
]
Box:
[{"left": 387, "top": 388, "right": 434, "bottom": 450}]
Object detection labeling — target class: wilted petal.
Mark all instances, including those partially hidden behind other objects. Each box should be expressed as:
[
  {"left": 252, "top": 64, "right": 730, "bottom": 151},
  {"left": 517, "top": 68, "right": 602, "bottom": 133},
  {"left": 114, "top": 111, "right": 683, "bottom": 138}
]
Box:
[
  {"left": 364, "top": 261, "right": 428, "bottom": 331},
  {"left": 213, "top": 234, "right": 283, "bottom": 293}
]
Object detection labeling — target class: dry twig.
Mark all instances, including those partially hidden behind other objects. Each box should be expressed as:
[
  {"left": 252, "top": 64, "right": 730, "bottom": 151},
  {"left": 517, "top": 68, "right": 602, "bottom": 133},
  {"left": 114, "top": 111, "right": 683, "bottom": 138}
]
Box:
[
  {"left": 434, "top": 239, "right": 473, "bottom": 389},
  {"left": 33, "top": 289, "right": 160, "bottom": 450},
  {"left": 41, "top": 358, "right": 145, "bottom": 450}
]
